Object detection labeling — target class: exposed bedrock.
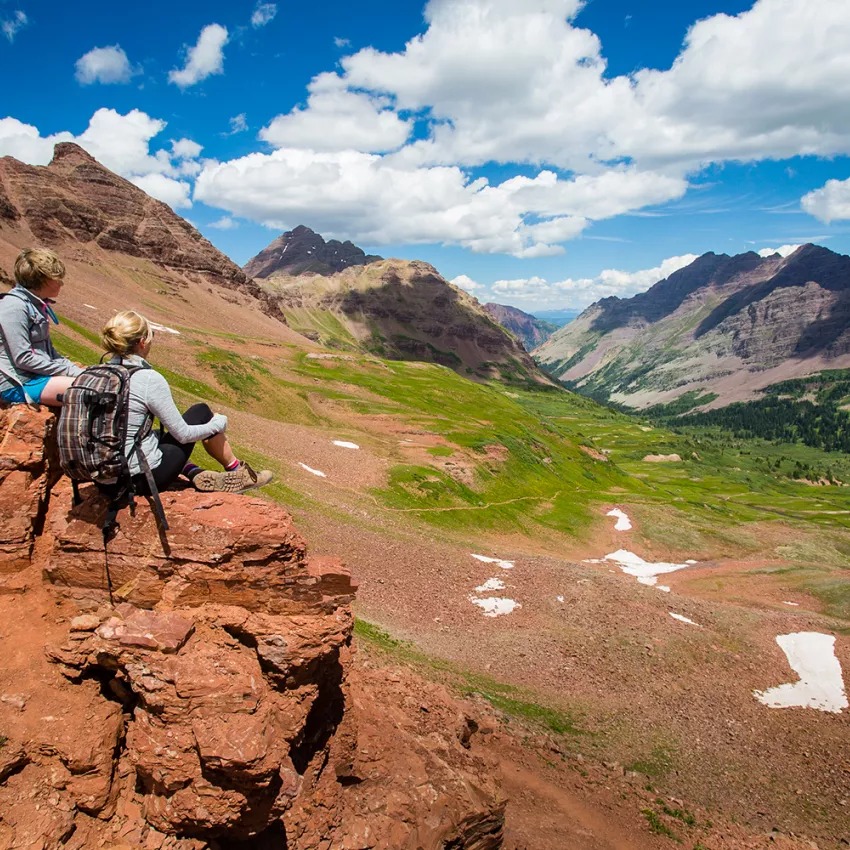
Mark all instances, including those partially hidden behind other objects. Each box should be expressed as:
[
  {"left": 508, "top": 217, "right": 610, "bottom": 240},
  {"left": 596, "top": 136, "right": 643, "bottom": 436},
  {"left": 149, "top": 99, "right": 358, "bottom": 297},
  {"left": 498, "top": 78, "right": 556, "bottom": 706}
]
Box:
[{"left": 0, "top": 405, "right": 505, "bottom": 849}]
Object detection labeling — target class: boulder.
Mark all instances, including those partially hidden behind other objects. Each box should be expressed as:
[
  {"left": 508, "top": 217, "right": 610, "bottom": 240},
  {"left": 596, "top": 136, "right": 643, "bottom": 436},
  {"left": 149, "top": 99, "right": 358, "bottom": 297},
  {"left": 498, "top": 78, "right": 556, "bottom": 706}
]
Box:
[{"left": 0, "top": 405, "right": 59, "bottom": 577}]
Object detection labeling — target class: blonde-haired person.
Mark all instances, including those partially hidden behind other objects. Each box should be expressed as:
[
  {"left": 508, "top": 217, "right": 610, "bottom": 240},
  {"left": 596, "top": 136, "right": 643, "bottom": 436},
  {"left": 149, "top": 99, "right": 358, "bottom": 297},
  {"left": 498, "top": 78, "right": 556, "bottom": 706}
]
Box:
[
  {"left": 101, "top": 310, "right": 273, "bottom": 495},
  {"left": 0, "top": 247, "right": 82, "bottom": 405}
]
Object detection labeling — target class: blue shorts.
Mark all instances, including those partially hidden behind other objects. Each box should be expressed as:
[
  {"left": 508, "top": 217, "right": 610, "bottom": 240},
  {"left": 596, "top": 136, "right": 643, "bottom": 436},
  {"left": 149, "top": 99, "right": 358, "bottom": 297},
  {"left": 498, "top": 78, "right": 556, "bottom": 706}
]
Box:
[{"left": 0, "top": 375, "right": 52, "bottom": 404}]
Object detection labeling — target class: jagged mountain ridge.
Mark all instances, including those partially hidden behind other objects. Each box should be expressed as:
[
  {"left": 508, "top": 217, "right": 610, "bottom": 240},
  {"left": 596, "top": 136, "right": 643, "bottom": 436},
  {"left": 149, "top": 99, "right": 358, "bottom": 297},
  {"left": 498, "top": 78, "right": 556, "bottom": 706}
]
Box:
[
  {"left": 261, "top": 259, "right": 551, "bottom": 383},
  {"left": 483, "top": 302, "right": 559, "bottom": 351},
  {"left": 0, "top": 143, "right": 285, "bottom": 322},
  {"left": 244, "top": 224, "right": 383, "bottom": 278},
  {"left": 534, "top": 244, "right": 850, "bottom": 409}
]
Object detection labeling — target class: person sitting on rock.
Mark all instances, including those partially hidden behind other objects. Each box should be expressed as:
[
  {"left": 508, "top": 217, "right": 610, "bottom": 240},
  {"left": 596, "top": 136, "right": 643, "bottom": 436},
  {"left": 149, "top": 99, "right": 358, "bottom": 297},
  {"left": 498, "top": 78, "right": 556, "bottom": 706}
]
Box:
[
  {"left": 101, "top": 310, "right": 273, "bottom": 494},
  {"left": 0, "top": 247, "right": 82, "bottom": 406}
]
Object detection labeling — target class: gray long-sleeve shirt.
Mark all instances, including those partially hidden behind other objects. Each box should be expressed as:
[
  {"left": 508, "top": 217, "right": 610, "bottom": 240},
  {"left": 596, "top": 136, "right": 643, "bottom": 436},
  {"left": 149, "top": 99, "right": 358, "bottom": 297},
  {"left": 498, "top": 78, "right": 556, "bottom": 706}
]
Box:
[
  {"left": 0, "top": 286, "right": 83, "bottom": 394},
  {"left": 115, "top": 355, "right": 227, "bottom": 474}
]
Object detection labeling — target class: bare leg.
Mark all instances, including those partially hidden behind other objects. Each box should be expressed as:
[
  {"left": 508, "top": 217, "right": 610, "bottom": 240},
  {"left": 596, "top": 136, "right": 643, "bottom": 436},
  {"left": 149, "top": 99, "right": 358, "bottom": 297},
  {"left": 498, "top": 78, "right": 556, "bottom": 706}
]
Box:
[
  {"left": 39, "top": 375, "right": 76, "bottom": 407},
  {"left": 201, "top": 431, "right": 237, "bottom": 469}
]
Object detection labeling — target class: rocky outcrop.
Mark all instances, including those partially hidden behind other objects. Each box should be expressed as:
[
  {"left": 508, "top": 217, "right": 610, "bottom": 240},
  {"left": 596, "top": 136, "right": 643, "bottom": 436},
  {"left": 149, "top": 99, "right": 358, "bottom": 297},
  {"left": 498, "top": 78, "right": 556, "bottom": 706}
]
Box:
[
  {"left": 0, "top": 405, "right": 58, "bottom": 579},
  {"left": 0, "top": 143, "right": 285, "bottom": 323},
  {"left": 0, "top": 405, "right": 505, "bottom": 849},
  {"left": 483, "top": 303, "right": 559, "bottom": 351},
  {"left": 244, "top": 225, "right": 383, "bottom": 279}
]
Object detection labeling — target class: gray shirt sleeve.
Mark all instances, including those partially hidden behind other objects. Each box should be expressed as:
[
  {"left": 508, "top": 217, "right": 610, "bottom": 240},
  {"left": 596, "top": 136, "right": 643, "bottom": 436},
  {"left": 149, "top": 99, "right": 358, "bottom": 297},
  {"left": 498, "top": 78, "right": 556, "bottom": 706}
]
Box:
[
  {"left": 0, "top": 299, "right": 83, "bottom": 378},
  {"left": 142, "top": 371, "right": 227, "bottom": 444}
]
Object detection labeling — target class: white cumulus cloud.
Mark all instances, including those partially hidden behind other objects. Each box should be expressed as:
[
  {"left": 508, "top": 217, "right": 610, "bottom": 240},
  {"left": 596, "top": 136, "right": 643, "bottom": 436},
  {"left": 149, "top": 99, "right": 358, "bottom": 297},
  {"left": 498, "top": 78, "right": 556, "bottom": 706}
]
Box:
[
  {"left": 451, "top": 274, "right": 484, "bottom": 293},
  {"left": 208, "top": 216, "right": 238, "bottom": 229},
  {"left": 194, "top": 147, "right": 683, "bottom": 257},
  {"left": 228, "top": 113, "right": 248, "bottom": 134},
  {"left": 261, "top": 85, "right": 412, "bottom": 153},
  {"left": 251, "top": 3, "right": 277, "bottom": 27},
  {"left": 757, "top": 244, "right": 802, "bottom": 258},
  {"left": 801, "top": 178, "right": 850, "bottom": 224},
  {"left": 0, "top": 109, "right": 201, "bottom": 211},
  {"left": 489, "top": 253, "right": 700, "bottom": 308},
  {"left": 75, "top": 45, "right": 138, "bottom": 85},
  {"left": 169, "top": 24, "right": 228, "bottom": 89}
]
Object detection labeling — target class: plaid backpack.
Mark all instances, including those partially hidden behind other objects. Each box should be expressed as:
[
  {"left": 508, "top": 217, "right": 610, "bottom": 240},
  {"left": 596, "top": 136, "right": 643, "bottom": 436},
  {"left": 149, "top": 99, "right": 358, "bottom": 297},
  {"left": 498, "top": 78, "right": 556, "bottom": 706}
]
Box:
[{"left": 57, "top": 363, "right": 169, "bottom": 599}]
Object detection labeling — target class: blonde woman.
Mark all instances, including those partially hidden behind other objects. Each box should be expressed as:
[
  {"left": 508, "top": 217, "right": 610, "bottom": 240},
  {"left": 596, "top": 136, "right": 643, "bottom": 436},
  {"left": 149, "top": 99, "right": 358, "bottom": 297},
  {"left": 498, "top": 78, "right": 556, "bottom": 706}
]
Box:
[
  {"left": 0, "top": 248, "right": 81, "bottom": 405},
  {"left": 101, "top": 311, "right": 273, "bottom": 495}
]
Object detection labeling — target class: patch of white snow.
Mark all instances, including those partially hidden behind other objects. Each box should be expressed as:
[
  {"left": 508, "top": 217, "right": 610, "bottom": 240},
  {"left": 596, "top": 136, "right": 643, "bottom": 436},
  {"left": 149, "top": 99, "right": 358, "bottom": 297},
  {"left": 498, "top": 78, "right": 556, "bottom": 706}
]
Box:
[
  {"left": 606, "top": 509, "right": 632, "bottom": 531},
  {"left": 468, "top": 596, "right": 521, "bottom": 617},
  {"left": 783, "top": 601, "right": 800, "bottom": 607},
  {"left": 556, "top": 596, "right": 564, "bottom": 602},
  {"left": 83, "top": 304, "right": 97, "bottom": 310},
  {"left": 585, "top": 549, "right": 693, "bottom": 587},
  {"left": 471, "top": 554, "right": 514, "bottom": 570},
  {"left": 475, "top": 578, "right": 506, "bottom": 592},
  {"left": 754, "top": 633, "right": 847, "bottom": 713},
  {"left": 298, "top": 462, "right": 326, "bottom": 478},
  {"left": 150, "top": 322, "right": 181, "bottom": 335},
  {"left": 657, "top": 585, "right": 671, "bottom": 593},
  {"left": 332, "top": 440, "right": 360, "bottom": 449},
  {"left": 669, "top": 613, "right": 700, "bottom": 626}
]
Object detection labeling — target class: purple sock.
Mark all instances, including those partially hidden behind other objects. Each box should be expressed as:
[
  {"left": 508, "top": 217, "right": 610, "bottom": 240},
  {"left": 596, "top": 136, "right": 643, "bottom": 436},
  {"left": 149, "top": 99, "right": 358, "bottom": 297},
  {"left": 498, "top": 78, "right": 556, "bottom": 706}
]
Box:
[
  {"left": 183, "top": 462, "right": 201, "bottom": 480},
  {"left": 225, "top": 458, "right": 240, "bottom": 471}
]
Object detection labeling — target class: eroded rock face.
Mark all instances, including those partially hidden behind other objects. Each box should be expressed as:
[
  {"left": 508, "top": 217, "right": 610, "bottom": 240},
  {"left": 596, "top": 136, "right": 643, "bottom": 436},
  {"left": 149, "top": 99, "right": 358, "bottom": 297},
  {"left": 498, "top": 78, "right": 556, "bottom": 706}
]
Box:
[
  {"left": 26, "top": 469, "right": 505, "bottom": 848},
  {"left": 0, "top": 143, "right": 286, "bottom": 323},
  {"left": 45, "top": 489, "right": 356, "bottom": 614},
  {"left": 0, "top": 405, "right": 58, "bottom": 578}
]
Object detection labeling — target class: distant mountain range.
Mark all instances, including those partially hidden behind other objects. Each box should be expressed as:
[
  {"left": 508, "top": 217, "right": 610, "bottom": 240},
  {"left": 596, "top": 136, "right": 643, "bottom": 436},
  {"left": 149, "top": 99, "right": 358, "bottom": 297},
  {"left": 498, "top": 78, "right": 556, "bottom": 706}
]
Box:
[
  {"left": 534, "top": 245, "right": 850, "bottom": 409},
  {"left": 482, "top": 303, "right": 559, "bottom": 351}
]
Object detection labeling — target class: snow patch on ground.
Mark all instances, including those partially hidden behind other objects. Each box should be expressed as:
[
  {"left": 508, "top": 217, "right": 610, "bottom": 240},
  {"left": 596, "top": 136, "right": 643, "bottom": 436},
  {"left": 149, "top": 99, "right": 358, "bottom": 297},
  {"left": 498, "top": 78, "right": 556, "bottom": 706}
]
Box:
[
  {"left": 298, "top": 462, "right": 326, "bottom": 478},
  {"left": 657, "top": 585, "right": 671, "bottom": 593},
  {"left": 83, "top": 304, "right": 97, "bottom": 310},
  {"left": 475, "top": 578, "right": 506, "bottom": 592},
  {"left": 606, "top": 509, "right": 632, "bottom": 531},
  {"left": 150, "top": 322, "right": 181, "bottom": 335},
  {"left": 332, "top": 440, "right": 360, "bottom": 449},
  {"left": 468, "top": 596, "right": 521, "bottom": 617},
  {"left": 669, "top": 613, "right": 699, "bottom": 626},
  {"left": 754, "top": 633, "right": 847, "bottom": 713},
  {"left": 471, "top": 554, "right": 514, "bottom": 570},
  {"left": 556, "top": 596, "right": 564, "bottom": 602},
  {"left": 783, "top": 601, "right": 800, "bottom": 607},
  {"left": 585, "top": 549, "right": 693, "bottom": 586}
]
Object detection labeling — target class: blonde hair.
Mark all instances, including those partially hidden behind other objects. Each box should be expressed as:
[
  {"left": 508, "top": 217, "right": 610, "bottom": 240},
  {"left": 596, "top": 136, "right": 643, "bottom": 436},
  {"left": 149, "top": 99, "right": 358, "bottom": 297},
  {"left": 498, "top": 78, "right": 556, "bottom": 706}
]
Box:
[
  {"left": 101, "top": 311, "right": 153, "bottom": 356},
  {"left": 14, "top": 247, "right": 66, "bottom": 290}
]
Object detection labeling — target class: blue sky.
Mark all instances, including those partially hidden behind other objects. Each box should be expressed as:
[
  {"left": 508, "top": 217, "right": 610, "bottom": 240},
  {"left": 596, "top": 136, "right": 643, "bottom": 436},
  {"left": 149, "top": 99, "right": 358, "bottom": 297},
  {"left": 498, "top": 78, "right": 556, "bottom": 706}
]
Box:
[{"left": 1, "top": 0, "right": 849, "bottom": 313}]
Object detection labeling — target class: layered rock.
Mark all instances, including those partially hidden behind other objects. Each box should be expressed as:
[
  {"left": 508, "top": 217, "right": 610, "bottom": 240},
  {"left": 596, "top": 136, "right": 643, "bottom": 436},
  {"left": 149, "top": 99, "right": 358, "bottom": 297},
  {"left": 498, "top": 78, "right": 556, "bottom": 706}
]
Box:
[
  {"left": 263, "top": 257, "right": 551, "bottom": 384},
  {"left": 535, "top": 244, "right": 850, "bottom": 408},
  {"left": 0, "top": 405, "right": 58, "bottom": 578},
  {"left": 244, "top": 224, "right": 383, "bottom": 279},
  {"left": 0, "top": 406, "right": 505, "bottom": 849},
  {"left": 0, "top": 143, "right": 285, "bottom": 322}
]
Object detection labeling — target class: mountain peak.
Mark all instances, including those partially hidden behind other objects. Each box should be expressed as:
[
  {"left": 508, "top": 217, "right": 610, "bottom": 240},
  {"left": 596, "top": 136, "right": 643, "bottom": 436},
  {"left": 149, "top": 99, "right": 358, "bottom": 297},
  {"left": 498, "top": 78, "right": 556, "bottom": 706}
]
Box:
[
  {"left": 244, "top": 226, "right": 383, "bottom": 279},
  {"left": 49, "top": 142, "right": 98, "bottom": 168}
]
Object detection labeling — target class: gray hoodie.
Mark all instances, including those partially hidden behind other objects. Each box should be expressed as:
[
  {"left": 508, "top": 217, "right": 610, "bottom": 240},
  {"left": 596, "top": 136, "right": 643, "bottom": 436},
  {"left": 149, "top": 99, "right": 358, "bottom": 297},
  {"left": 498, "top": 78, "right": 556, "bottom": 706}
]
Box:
[{"left": 0, "top": 285, "right": 82, "bottom": 394}]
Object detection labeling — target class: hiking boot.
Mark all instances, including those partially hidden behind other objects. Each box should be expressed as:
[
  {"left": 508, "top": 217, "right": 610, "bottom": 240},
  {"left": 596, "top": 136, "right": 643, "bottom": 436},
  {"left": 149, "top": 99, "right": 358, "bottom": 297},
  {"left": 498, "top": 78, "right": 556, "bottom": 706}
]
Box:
[{"left": 192, "top": 462, "right": 274, "bottom": 494}]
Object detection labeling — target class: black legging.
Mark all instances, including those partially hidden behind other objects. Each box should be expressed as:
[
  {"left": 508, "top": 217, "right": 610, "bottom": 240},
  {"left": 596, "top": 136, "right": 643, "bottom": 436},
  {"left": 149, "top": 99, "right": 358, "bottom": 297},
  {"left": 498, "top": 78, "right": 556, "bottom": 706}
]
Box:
[{"left": 133, "top": 403, "right": 214, "bottom": 493}]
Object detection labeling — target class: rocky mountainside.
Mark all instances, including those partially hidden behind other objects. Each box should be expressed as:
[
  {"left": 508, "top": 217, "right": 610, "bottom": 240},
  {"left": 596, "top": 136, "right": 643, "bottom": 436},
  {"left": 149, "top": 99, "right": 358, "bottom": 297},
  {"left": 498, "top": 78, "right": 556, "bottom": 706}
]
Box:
[
  {"left": 483, "top": 302, "right": 559, "bottom": 351},
  {"left": 244, "top": 225, "right": 383, "bottom": 278},
  {"left": 0, "top": 405, "right": 505, "bottom": 849},
  {"left": 264, "top": 259, "right": 551, "bottom": 383},
  {"left": 0, "top": 143, "right": 285, "bottom": 323},
  {"left": 534, "top": 244, "right": 850, "bottom": 409}
]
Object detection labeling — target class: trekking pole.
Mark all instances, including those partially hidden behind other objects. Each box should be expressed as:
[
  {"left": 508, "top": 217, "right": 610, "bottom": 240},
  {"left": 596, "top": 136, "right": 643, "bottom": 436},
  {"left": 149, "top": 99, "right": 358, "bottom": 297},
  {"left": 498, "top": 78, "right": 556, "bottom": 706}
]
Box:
[{"left": 103, "top": 531, "right": 115, "bottom": 607}]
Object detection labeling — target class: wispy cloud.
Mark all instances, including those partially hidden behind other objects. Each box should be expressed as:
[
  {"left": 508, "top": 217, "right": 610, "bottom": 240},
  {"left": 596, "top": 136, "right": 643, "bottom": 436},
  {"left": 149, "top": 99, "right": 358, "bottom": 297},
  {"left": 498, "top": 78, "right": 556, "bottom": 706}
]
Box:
[
  {"left": 2, "top": 10, "right": 27, "bottom": 42},
  {"left": 251, "top": 3, "right": 277, "bottom": 28}
]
